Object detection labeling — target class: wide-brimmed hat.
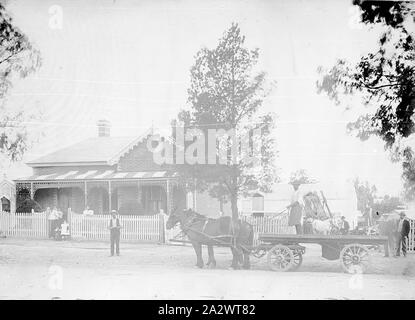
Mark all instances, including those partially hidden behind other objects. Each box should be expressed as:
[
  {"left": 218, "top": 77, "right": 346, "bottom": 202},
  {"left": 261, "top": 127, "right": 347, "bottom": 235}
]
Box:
[
  {"left": 290, "top": 181, "right": 301, "bottom": 186},
  {"left": 111, "top": 210, "right": 117, "bottom": 214}
]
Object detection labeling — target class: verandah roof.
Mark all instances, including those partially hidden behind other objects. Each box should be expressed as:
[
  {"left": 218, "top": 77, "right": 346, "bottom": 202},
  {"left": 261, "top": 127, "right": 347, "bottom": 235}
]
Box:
[{"left": 15, "top": 170, "right": 176, "bottom": 182}]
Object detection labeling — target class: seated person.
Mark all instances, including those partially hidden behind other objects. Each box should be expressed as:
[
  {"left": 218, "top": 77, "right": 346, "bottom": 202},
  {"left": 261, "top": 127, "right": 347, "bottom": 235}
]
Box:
[
  {"left": 340, "top": 216, "right": 350, "bottom": 235},
  {"left": 60, "top": 220, "right": 70, "bottom": 236}
]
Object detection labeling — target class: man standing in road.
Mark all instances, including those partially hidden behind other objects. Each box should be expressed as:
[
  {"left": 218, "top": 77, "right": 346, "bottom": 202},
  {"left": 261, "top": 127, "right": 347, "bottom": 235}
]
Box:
[
  {"left": 396, "top": 211, "right": 410, "bottom": 257},
  {"left": 108, "top": 210, "right": 122, "bottom": 256}
]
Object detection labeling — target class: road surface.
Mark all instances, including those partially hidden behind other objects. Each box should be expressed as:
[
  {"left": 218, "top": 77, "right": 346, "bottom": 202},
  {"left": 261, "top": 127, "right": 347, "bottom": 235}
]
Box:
[{"left": 0, "top": 239, "right": 414, "bottom": 299}]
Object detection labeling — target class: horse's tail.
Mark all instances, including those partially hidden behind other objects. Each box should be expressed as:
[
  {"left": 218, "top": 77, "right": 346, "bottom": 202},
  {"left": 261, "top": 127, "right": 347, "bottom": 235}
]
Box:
[
  {"left": 248, "top": 223, "right": 254, "bottom": 247},
  {"left": 240, "top": 220, "right": 254, "bottom": 252}
]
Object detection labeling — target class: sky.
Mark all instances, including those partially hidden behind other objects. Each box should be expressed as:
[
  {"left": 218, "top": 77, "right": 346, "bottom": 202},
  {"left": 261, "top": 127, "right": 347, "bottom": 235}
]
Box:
[{"left": 0, "top": 0, "right": 407, "bottom": 196}]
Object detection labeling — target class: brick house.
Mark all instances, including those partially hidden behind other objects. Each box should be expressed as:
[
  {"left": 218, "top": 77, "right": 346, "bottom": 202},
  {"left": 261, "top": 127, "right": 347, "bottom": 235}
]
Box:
[{"left": 14, "top": 120, "right": 187, "bottom": 216}]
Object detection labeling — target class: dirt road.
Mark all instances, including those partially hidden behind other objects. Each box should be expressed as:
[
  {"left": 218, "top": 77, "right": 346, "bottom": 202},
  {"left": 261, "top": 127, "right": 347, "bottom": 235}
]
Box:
[{"left": 0, "top": 239, "right": 414, "bottom": 299}]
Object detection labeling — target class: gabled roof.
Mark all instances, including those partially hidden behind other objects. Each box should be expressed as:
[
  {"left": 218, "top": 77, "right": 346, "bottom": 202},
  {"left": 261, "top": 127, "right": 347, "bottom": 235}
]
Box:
[{"left": 27, "top": 129, "right": 152, "bottom": 167}]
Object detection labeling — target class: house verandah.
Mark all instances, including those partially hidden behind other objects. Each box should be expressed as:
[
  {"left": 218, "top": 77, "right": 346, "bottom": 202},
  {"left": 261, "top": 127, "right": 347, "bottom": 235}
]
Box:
[{"left": 14, "top": 170, "right": 186, "bottom": 216}]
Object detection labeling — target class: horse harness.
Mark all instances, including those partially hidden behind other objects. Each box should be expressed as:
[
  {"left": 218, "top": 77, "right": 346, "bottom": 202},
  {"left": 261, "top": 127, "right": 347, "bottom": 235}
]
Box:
[{"left": 179, "top": 213, "right": 240, "bottom": 250}]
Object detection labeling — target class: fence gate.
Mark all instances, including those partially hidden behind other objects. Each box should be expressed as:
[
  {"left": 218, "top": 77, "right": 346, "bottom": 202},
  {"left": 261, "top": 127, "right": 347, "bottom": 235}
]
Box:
[{"left": 408, "top": 219, "right": 415, "bottom": 253}]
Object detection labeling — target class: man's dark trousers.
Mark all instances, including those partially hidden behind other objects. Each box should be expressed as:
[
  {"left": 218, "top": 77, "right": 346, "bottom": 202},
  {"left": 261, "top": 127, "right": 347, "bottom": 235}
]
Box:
[
  {"left": 110, "top": 229, "right": 120, "bottom": 256},
  {"left": 396, "top": 219, "right": 410, "bottom": 257},
  {"left": 396, "top": 234, "right": 407, "bottom": 256}
]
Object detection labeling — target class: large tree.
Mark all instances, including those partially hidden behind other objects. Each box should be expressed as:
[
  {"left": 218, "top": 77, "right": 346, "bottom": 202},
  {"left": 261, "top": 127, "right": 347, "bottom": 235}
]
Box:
[
  {"left": 316, "top": 1, "right": 415, "bottom": 200},
  {"left": 173, "top": 23, "right": 278, "bottom": 220},
  {"left": 0, "top": 3, "right": 41, "bottom": 161}
]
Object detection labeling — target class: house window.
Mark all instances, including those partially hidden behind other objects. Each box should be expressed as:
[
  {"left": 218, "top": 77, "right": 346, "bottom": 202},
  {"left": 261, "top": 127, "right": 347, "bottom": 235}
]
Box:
[
  {"left": 1, "top": 197, "right": 11, "bottom": 212},
  {"left": 143, "top": 186, "right": 164, "bottom": 214}
]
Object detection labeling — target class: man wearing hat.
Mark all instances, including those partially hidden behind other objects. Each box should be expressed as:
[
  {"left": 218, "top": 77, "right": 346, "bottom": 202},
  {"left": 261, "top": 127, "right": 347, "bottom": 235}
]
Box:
[
  {"left": 108, "top": 210, "right": 122, "bottom": 256},
  {"left": 395, "top": 211, "right": 410, "bottom": 257},
  {"left": 339, "top": 216, "right": 350, "bottom": 235},
  {"left": 287, "top": 181, "right": 304, "bottom": 234}
]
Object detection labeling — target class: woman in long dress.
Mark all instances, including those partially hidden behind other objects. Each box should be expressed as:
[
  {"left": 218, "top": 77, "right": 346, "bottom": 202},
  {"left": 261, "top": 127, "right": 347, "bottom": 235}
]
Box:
[{"left": 287, "top": 182, "right": 304, "bottom": 234}]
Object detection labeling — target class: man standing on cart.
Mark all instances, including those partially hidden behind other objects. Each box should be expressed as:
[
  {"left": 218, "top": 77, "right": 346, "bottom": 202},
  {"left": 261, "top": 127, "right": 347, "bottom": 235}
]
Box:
[{"left": 287, "top": 181, "right": 304, "bottom": 234}]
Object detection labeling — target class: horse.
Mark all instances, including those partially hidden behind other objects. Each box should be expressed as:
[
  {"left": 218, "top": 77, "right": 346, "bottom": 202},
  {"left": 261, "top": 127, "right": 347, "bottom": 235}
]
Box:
[{"left": 166, "top": 208, "right": 254, "bottom": 269}]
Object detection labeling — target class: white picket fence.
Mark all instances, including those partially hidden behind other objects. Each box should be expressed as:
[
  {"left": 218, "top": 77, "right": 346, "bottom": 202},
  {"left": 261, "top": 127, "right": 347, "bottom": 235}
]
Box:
[
  {"left": 70, "top": 213, "right": 162, "bottom": 242},
  {"left": 0, "top": 211, "right": 163, "bottom": 242},
  {"left": 0, "top": 212, "right": 48, "bottom": 238}
]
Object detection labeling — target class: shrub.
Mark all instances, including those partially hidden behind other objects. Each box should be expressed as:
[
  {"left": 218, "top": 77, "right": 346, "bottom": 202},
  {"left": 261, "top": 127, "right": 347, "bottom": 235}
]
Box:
[{"left": 16, "top": 199, "right": 43, "bottom": 213}]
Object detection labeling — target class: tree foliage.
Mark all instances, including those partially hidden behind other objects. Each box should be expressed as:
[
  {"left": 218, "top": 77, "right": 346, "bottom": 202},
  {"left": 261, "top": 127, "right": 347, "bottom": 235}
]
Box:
[
  {"left": 402, "top": 146, "right": 415, "bottom": 200},
  {"left": 174, "top": 23, "right": 278, "bottom": 219},
  {"left": 0, "top": 3, "right": 41, "bottom": 161},
  {"left": 316, "top": 1, "right": 415, "bottom": 200}
]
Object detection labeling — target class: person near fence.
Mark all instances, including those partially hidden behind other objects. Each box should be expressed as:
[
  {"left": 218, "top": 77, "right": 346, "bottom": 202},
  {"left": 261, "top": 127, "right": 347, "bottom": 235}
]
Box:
[
  {"left": 287, "top": 182, "right": 304, "bottom": 235},
  {"left": 57, "top": 208, "right": 64, "bottom": 223},
  {"left": 108, "top": 210, "right": 122, "bottom": 256},
  {"left": 60, "top": 219, "right": 70, "bottom": 240},
  {"left": 48, "top": 207, "right": 60, "bottom": 238},
  {"left": 395, "top": 211, "right": 410, "bottom": 257},
  {"left": 83, "top": 206, "right": 94, "bottom": 216}
]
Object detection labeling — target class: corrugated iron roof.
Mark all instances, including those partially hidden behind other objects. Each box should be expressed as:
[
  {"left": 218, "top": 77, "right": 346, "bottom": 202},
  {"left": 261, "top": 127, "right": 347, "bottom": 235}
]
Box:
[{"left": 15, "top": 170, "right": 176, "bottom": 182}]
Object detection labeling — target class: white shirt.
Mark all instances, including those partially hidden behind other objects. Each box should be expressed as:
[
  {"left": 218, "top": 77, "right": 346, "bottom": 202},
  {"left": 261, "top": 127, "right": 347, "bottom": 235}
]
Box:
[
  {"left": 61, "top": 222, "right": 70, "bottom": 235},
  {"left": 290, "top": 189, "right": 304, "bottom": 207},
  {"left": 109, "top": 218, "right": 122, "bottom": 229},
  {"left": 398, "top": 218, "right": 405, "bottom": 233}
]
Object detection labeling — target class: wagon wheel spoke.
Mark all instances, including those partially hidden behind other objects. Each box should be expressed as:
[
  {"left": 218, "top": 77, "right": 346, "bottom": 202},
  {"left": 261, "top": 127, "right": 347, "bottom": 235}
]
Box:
[
  {"left": 340, "top": 244, "right": 371, "bottom": 274},
  {"left": 267, "top": 245, "right": 294, "bottom": 272}
]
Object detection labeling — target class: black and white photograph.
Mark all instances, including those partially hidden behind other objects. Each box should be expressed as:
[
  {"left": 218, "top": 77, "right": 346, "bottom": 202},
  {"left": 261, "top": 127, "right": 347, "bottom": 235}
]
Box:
[{"left": 0, "top": 0, "right": 414, "bottom": 302}]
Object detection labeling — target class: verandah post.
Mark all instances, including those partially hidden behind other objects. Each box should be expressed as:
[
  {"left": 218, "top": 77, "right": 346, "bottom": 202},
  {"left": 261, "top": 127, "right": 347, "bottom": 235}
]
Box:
[
  {"left": 68, "top": 207, "right": 72, "bottom": 239},
  {"left": 108, "top": 180, "right": 112, "bottom": 212}
]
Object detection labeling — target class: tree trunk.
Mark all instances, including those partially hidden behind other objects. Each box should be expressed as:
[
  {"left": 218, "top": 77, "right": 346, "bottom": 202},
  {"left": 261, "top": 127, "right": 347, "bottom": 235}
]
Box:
[{"left": 230, "top": 192, "right": 238, "bottom": 221}]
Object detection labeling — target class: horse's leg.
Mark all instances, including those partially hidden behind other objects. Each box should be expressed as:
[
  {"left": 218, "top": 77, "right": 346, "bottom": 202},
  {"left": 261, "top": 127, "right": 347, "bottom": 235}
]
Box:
[
  {"left": 242, "top": 251, "right": 251, "bottom": 270},
  {"left": 237, "top": 248, "right": 243, "bottom": 264},
  {"left": 192, "top": 242, "right": 204, "bottom": 268},
  {"left": 206, "top": 245, "right": 212, "bottom": 266},
  {"left": 230, "top": 247, "right": 241, "bottom": 269},
  {"left": 206, "top": 245, "right": 216, "bottom": 268}
]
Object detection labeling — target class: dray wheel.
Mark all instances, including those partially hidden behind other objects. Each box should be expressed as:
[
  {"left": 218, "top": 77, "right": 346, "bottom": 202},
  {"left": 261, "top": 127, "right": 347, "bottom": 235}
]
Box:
[
  {"left": 267, "top": 244, "right": 294, "bottom": 272},
  {"left": 340, "top": 243, "right": 370, "bottom": 274},
  {"left": 291, "top": 250, "right": 303, "bottom": 271}
]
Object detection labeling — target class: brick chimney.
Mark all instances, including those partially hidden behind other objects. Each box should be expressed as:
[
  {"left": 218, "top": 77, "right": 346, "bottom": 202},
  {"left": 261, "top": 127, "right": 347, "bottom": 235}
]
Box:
[{"left": 97, "top": 119, "right": 111, "bottom": 137}]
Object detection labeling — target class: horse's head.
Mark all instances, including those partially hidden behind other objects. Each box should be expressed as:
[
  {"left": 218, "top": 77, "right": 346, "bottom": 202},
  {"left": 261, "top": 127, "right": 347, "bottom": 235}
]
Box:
[{"left": 166, "top": 208, "right": 195, "bottom": 229}]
